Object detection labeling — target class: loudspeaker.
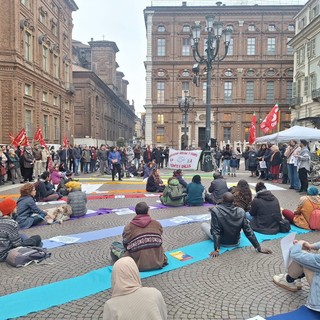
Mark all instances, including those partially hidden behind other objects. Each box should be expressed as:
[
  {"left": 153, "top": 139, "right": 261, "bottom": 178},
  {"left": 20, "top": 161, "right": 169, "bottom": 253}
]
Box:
[{"left": 210, "top": 138, "right": 217, "bottom": 148}]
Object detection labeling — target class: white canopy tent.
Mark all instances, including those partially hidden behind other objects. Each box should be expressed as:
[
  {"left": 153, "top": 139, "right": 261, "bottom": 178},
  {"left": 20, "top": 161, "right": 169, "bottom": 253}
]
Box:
[{"left": 255, "top": 126, "right": 320, "bottom": 143}]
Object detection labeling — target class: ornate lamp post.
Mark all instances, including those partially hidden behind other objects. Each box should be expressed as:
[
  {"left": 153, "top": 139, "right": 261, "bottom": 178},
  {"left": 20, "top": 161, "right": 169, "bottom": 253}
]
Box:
[
  {"left": 178, "top": 90, "right": 195, "bottom": 150},
  {"left": 191, "top": 15, "right": 232, "bottom": 147}
]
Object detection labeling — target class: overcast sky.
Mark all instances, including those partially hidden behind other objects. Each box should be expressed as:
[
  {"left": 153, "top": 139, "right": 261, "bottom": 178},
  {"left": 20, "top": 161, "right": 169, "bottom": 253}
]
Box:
[{"left": 72, "top": 0, "right": 151, "bottom": 115}]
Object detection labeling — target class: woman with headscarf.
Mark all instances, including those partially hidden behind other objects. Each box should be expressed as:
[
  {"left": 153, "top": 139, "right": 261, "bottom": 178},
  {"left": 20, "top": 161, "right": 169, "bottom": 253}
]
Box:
[
  {"left": 103, "top": 257, "right": 167, "bottom": 320},
  {"left": 282, "top": 186, "right": 320, "bottom": 230}
]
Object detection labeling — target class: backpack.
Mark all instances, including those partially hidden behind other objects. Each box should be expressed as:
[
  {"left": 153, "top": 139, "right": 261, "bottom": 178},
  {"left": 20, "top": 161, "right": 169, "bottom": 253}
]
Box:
[
  {"left": 309, "top": 201, "right": 320, "bottom": 230},
  {"left": 6, "top": 247, "right": 51, "bottom": 267},
  {"left": 168, "top": 185, "right": 184, "bottom": 201}
]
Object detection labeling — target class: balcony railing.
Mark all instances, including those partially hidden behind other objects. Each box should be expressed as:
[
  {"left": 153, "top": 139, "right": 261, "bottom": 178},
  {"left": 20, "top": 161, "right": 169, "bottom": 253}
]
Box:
[
  {"left": 312, "top": 88, "right": 320, "bottom": 101},
  {"left": 289, "top": 96, "right": 303, "bottom": 106}
]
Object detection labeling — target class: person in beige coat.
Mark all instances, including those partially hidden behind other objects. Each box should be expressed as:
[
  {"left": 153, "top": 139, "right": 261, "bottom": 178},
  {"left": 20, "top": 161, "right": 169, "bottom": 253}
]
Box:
[{"left": 103, "top": 257, "right": 167, "bottom": 320}]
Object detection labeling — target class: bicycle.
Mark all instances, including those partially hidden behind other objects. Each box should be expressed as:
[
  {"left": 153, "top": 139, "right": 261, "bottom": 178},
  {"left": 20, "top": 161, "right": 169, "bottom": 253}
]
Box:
[{"left": 309, "top": 161, "right": 320, "bottom": 186}]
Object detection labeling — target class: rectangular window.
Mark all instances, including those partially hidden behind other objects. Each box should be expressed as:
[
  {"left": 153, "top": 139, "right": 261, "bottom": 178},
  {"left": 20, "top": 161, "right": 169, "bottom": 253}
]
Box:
[
  {"left": 182, "top": 38, "right": 190, "bottom": 56},
  {"left": 246, "top": 81, "right": 254, "bottom": 103},
  {"left": 65, "top": 64, "right": 70, "bottom": 84},
  {"left": 286, "top": 81, "right": 293, "bottom": 103},
  {"left": 51, "top": 23, "right": 57, "bottom": 36},
  {"left": 157, "top": 39, "right": 165, "bottom": 56},
  {"left": 65, "top": 120, "right": 70, "bottom": 135},
  {"left": 156, "top": 127, "right": 165, "bottom": 143},
  {"left": 157, "top": 114, "right": 164, "bottom": 124},
  {"left": 266, "top": 81, "right": 274, "bottom": 103},
  {"left": 304, "top": 76, "right": 309, "bottom": 96},
  {"left": 65, "top": 101, "right": 69, "bottom": 110},
  {"left": 288, "top": 24, "right": 295, "bottom": 31},
  {"left": 25, "top": 110, "right": 32, "bottom": 137},
  {"left": 268, "top": 24, "right": 276, "bottom": 31},
  {"left": 202, "top": 82, "right": 207, "bottom": 103},
  {"left": 224, "top": 81, "right": 232, "bottom": 103},
  {"left": 53, "top": 96, "right": 58, "bottom": 106},
  {"left": 40, "top": 12, "right": 46, "bottom": 24},
  {"left": 25, "top": 31, "right": 32, "bottom": 62},
  {"left": 227, "top": 38, "right": 233, "bottom": 56},
  {"left": 287, "top": 38, "right": 293, "bottom": 54},
  {"left": 247, "top": 38, "right": 256, "bottom": 55},
  {"left": 43, "top": 115, "right": 48, "bottom": 139},
  {"left": 223, "top": 127, "right": 231, "bottom": 142},
  {"left": 53, "top": 55, "right": 59, "bottom": 78},
  {"left": 157, "top": 82, "right": 165, "bottom": 104},
  {"left": 310, "top": 74, "right": 317, "bottom": 91},
  {"left": 42, "top": 92, "right": 48, "bottom": 102},
  {"left": 307, "top": 39, "right": 316, "bottom": 58},
  {"left": 42, "top": 46, "right": 48, "bottom": 72},
  {"left": 25, "top": 84, "right": 32, "bottom": 96},
  {"left": 54, "top": 117, "right": 59, "bottom": 140},
  {"left": 267, "top": 38, "right": 276, "bottom": 55},
  {"left": 20, "top": 0, "right": 30, "bottom": 8},
  {"left": 248, "top": 24, "right": 255, "bottom": 31}
]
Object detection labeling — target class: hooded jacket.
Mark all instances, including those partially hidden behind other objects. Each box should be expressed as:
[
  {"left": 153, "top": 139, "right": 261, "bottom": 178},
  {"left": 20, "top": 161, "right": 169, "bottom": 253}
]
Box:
[
  {"left": 160, "top": 178, "right": 185, "bottom": 207},
  {"left": 123, "top": 215, "right": 166, "bottom": 271},
  {"left": 210, "top": 202, "right": 260, "bottom": 250},
  {"left": 249, "top": 190, "right": 281, "bottom": 234}
]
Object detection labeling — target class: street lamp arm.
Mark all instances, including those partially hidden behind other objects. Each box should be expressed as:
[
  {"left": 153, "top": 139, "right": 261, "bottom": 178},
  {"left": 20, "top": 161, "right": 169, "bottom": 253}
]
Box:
[
  {"left": 192, "top": 44, "right": 206, "bottom": 64},
  {"left": 216, "top": 44, "right": 230, "bottom": 62}
]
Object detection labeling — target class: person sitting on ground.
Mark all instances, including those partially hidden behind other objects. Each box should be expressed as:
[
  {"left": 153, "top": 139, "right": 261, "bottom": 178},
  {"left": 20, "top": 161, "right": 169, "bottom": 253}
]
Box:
[
  {"left": 146, "top": 168, "right": 165, "bottom": 192},
  {"left": 247, "top": 182, "right": 281, "bottom": 234},
  {"left": 205, "top": 172, "right": 229, "bottom": 204},
  {"left": 110, "top": 202, "right": 168, "bottom": 271},
  {"left": 66, "top": 181, "right": 87, "bottom": 217},
  {"left": 103, "top": 256, "right": 168, "bottom": 320},
  {"left": 15, "top": 183, "right": 49, "bottom": 229},
  {"left": 173, "top": 169, "right": 188, "bottom": 189},
  {"left": 185, "top": 175, "right": 205, "bottom": 206},
  {"left": 143, "top": 161, "right": 153, "bottom": 180},
  {"left": 50, "top": 163, "right": 64, "bottom": 188},
  {"left": 56, "top": 170, "right": 75, "bottom": 196},
  {"left": 282, "top": 186, "right": 320, "bottom": 230},
  {"left": 230, "top": 179, "right": 252, "bottom": 212},
  {"left": 34, "top": 171, "right": 61, "bottom": 202},
  {"left": 0, "top": 198, "right": 42, "bottom": 262},
  {"left": 58, "top": 162, "right": 67, "bottom": 173},
  {"left": 201, "top": 192, "right": 272, "bottom": 257},
  {"left": 137, "top": 160, "right": 145, "bottom": 177},
  {"left": 273, "top": 239, "right": 320, "bottom": 312},
  {"left": 160, "top": 177, "right": 185, "bottom": 207}
]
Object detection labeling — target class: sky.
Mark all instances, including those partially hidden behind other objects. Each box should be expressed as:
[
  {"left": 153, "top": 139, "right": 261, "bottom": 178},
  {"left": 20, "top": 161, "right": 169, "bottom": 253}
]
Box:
[
  {"left": 72, "top": 0, "right": 151, "bottom": 115},
  {"left": 72, "top": 0, "right": 307, "bottom": 116}
]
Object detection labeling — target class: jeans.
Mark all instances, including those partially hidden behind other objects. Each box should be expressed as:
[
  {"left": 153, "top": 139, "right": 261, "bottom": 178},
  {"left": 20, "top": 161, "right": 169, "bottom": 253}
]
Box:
[
  {"left": 222, "top": 159, "right": 230, "bottom": 176},
  {"left": 287, "top": 164, "right": 300, "bottom": 189},
  {"left": 74, "top": 158, "right": 80, "bottom": 175},
  {"left": 84, "top": 162, "right": 90, "bottom": 173}
]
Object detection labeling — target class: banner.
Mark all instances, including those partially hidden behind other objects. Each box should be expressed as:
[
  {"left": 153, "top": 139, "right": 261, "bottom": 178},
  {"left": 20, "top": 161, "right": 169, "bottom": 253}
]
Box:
[
  {"left": 249, "top": 113, "right": 256, "bottom": 145},
  {"left": 260, "top": 103, "right": 279, "bottom": 134},
  {"left": 168, "top": 149, "right": 202, "bottom": 170},
  {"left": 34, "top": 128, "right": 47, "bottom": 147},
  {"left": 11, "top": 128, "right": 27, "bottom": 147}
]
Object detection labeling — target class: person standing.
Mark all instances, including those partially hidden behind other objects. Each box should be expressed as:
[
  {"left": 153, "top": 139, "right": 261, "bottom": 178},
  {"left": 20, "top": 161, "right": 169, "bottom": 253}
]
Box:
[
  {"left": 221, "top": 144, "right": 232, "bottom": 176},
  {"left": 297, "top": 140, "right": 311, "bottom": 194},
  {"left": 163, "top": 146, "right": 169, "bottom": 168},
  {"left": 284, "top": 140, "right": 301, "bottom": 191},
  {"left": 81, "top": 146, "right": 91, "bottom": 174},
  {"left": 58, "top": 146, "right": 68, "bottom": 168},
  {"left": 72, "top": 144, "right": 82, "bottom": 176},
  {"left": 90, "top": 147, "right": 97, "bottom": 173},
  {"left": 67, "top": 145, "right": 74, "bottom": 173},
  {"left": 97, "top": 144, "right": 109, "bottom": 176},
  {"left": 269, "top": 145, "right": 282, "bottom": 183},
  {"left": 133, "top": 145, "right": 141, "bottom": 169},
  {"left": 143, "top": 145, "right": 153, "bottom": 164},
  {"left": 109, "top": 146, "right": 122, "bottom": 181},
  {"left": 21, "top": 146, "right": 34, "bottom": 182},
  {"left": 6, "top": 148, "right": 23, "bottom": 184},
  {"left": 32, "top": 144, "right": 42, "bottom": 179}
]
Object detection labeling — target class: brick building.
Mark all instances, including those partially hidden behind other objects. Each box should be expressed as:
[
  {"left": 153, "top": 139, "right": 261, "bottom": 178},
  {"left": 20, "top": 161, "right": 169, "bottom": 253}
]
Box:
[
  {"left": 144, "top": 2, "right": 302, "bottom": 149},
  {"left": 0, "top": 0, "right": 78, "bottom": 145},
  {"left": 72, "top": 40, "right": 136, "bottom": 145}
]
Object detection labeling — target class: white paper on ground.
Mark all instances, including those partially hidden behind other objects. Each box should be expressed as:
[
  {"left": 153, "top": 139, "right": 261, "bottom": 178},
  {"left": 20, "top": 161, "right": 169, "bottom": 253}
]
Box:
[
  {"left": 281, "top": 232, "right": 296, "bottom": 271},
  {"left": 113, "top": 208, "right": 136, "bottom": 215},
  {"left": 86, "top": 210, "right": 96, "bottom": 215},
  {"left": 49, "top": 236, "right": 80, "bottom": 244},
  {"left": 144, "top": 194, "right": 160, "bottom": 197},
  {"left": 36, "top": 200, "right": 66, "bottom": 205},
  {"left": 81, "top": 184, "right": 103, "bottom": 194},
  {"left": 246, "top": 316, "right": 265, "bottom": 320},
  {"left": 188, "top": 214, "right": 211, "bottom": 221},
  {"left": 169, "top": 216, "right": 194, "bottom": 224}
]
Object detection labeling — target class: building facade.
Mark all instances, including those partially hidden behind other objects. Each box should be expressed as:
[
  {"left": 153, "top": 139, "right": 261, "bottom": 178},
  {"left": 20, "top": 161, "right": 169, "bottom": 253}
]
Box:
[
  {"left": 0, "top": 0, "right": 78, "bottom": 145},
  {"left": 144, "top": 2, "right": 302, "bottom": 149},
  {"left": 72, "top": 40, "right": 136, "bottom": 146},
  {"left": 289, "top": 0, "right": 320, "bottom": 128}
]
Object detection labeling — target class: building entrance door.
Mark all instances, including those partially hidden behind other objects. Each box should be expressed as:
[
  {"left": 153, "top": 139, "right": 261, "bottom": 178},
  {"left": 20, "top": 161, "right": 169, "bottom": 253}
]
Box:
[{"left": 198, "top": 127, "right": 205, "bottom": 149}]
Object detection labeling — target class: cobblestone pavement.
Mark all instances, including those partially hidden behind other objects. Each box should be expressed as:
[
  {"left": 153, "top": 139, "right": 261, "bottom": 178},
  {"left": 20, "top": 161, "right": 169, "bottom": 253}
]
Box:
[{"left": 0, "top": 166, "right": 319, "bottom": 320}]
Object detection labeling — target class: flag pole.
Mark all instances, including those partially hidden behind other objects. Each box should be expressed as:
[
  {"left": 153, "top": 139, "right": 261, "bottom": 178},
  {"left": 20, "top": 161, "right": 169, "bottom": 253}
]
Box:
[{"left": 277, "top": 103, "right": 280, "bottom": 133}]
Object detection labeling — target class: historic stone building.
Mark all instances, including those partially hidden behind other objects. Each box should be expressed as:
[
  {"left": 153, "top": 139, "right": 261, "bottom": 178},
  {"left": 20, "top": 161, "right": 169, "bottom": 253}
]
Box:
[
  {"left": 0, "top": 0, "right": 78, "bottom": 144},
  {"left": 72, "top": 40, "right": 136, "bottom": 145},
  {"left": 289, "top": 0, "right": 320, "bottom": 128},
  {"left": 144, "top": 2, "right": 302, "bottom": 149}
]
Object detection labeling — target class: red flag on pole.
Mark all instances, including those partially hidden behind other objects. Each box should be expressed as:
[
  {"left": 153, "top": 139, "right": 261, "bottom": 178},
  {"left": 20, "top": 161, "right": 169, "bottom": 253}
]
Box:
[
  {"left": 260, "top": 103, "right": 279, "bottom": 134},
  {"left": 12, "top": 128, "right": 27, "bottom": 147},
  {"left": 34, "top": 128, "right": 42, "bottom": 141},
  {"left": 63, "top": 136, "right": 68, "bottom": 148},
  {"left": 249, "top": 113, "right": 256, "bottom": 145},
  {"left": 9, "top": 133, "right": 15, "bottom": 145}
]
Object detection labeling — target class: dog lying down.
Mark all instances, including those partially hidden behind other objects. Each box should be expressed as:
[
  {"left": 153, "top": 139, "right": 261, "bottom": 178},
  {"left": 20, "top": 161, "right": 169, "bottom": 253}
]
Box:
[{"left": 44, "top": 204, "right": 72, "bottom": 224}]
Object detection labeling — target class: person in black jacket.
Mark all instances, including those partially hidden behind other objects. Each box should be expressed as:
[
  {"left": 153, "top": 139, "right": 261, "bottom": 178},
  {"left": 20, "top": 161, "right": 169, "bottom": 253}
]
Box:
[
  {"left": 34, "top": 171, "right": 61, "bottom": 202},
  {"left": 221, "top": 144, "right": 232, "bottom": 176},
  {"left": 205, "top": 173, "right": 229, "bottom": 204},
  {"left": 248, "top": 182, "right": 281, "bottom": 234},
  {"left": 269, "top": 145, "right": 282, "bottom": 183},
  {"left": 201, "top": 192, "right": 272, "bottom": 257}
]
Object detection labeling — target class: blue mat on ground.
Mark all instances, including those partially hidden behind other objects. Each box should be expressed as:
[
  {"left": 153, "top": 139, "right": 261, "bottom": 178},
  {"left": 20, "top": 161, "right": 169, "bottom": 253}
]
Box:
[
  {"left": 0, "top": 227, "right": 310, "bottom": 320},
  {"left": 266, "top": 306, "right": 319, "bottom": 319}
]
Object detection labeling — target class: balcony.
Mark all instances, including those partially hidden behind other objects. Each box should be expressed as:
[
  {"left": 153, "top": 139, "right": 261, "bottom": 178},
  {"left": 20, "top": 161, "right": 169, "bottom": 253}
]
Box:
[
  {"left": 289, "top": 96, "right": 303, "bottom": 107},
  {"left": 312, "top": 88, "right": 320, "bottom": 101}
]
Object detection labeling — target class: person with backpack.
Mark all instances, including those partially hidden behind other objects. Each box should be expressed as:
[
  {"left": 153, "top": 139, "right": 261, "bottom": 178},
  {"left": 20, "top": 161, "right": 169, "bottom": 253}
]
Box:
[
  {"left": 160, "top": 177, "right": 185, "bottom": 207},
  {"left": 282, "top": 186, "right": 320, "bottom": 230},
  {"left": 0, "top": 198, "right": 42, "bottom": 262}
]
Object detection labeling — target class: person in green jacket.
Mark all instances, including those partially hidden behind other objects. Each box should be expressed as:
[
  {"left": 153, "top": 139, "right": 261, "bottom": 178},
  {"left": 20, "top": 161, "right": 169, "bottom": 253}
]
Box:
[
  {"left": 185, "top": 175, "right": 205, "bottom": 206},
  {"left": 160, "top": 177, "right": 185, "bottom": 207}
]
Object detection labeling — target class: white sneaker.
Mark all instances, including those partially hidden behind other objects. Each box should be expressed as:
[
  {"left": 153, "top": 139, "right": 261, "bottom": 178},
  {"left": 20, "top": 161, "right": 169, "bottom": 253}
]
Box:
[
  {"left": 273, "top": 273, "right": 298, "bottom": 292},
  {"left": 295, "top": 278, "right": 302, "bottom": 290}
]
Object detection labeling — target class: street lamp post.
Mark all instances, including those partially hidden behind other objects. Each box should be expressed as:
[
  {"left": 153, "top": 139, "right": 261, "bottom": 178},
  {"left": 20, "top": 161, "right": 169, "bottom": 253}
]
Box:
[
  {"left": 191, "top": 16, "right": 232, "bottom": 147},
  {"left": 178, "top": 90, "right": 195, "bottom": 150}
]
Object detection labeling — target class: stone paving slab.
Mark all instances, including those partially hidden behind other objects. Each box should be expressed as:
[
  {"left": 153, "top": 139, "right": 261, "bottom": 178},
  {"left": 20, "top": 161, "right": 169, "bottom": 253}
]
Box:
[{"left": 0, "top": 167, "right": 318, "bottom": 319}]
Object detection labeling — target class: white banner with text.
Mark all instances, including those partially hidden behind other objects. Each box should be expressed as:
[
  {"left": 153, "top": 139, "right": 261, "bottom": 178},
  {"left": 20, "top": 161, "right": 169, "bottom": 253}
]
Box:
[{"left": 168, "top": 149, "right": 202, "bottom": 170}]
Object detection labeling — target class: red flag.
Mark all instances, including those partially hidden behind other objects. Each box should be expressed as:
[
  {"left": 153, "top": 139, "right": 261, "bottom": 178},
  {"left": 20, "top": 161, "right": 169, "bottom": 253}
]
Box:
[
  {"left": 34, "top": 128, "right": 42, "bottom": 141},
  {"left": 249, "top": 113, "right": 256, "bottom": 145},
  {"left": 9, "top": 133, "right": 15, "bottom": 145},
  {"left": 12, "top": 128, "right": 27, "bottom": 147},
  {"left": 260, "top": 103, "right": 279, "bottom": 134},
  {"left": 63, "top": 136, "right": 68, "bottom": 148},
  {"left": 20, "top": 135, "right": 30, "bottom": 147}
]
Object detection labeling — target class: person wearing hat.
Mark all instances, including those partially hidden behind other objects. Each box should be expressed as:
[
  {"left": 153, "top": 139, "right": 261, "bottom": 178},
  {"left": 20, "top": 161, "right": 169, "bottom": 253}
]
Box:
[
  {"left": 282, "top": 186, "right": 320, "bottom": 230},
  {"left": 111, "top": 201, "right": 167, "bottom": 271},
  {"left": 66, "top": 181, "right": 87, "bottom": 217},
  {"left": 56, "top": 170, "right": 74, "bottom": 196},
  {"left": 0, "top": 198, "right": 42, "bottom": 261}
]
